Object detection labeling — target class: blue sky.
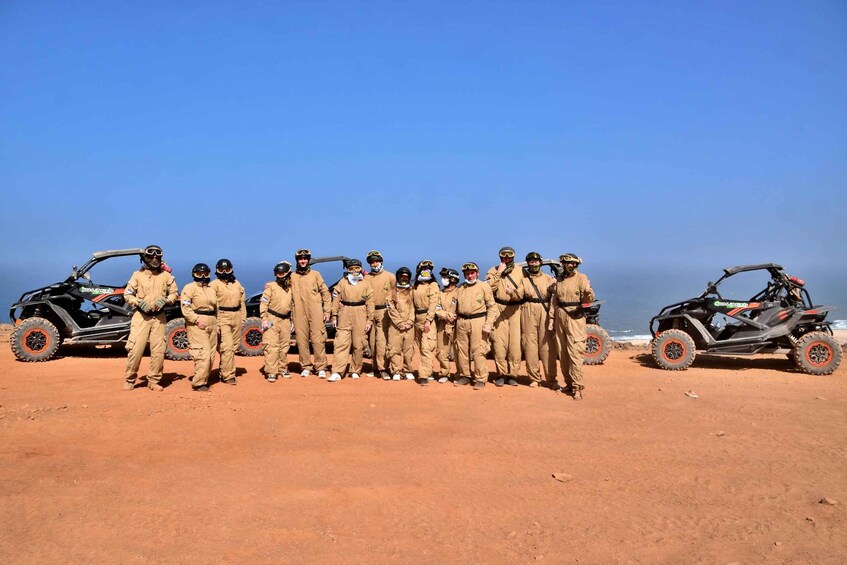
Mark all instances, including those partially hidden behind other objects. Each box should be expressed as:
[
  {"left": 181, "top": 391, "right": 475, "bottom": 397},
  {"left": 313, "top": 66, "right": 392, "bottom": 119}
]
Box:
[{"left": 1, "top": 0, "right": 845, "bottom": 275}]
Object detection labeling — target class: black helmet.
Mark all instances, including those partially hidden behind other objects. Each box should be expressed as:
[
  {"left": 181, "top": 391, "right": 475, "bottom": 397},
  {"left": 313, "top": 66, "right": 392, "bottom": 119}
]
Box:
[
  {"left": 525, "top": 251, "right": 542, "bottom": 262},
  {"left": 396, "top": 266, "right": 412, "bottom": 286},
  {"left": 559, "top": 253, "right": 582, "bottom": 265},
  {"left": 142, "top": 245, "right": 163, "bottom": 270},
  {"left": 274, "top": 261, "right": 292, "bottom": 276},
  {"left": 215, "top": 258, "right": 235, "bottom": 281},
  {"left": 192, "top": 262, "right": 211, "bottom": 283},
  {"left": 444, "top": 268, "right": 460, "bottom": 282},
  {"left": 348, "top": 258, "right": 363, "bottom": 269},
  {"left": 366, "top": 250, "right": 383, "bottom": 264}
]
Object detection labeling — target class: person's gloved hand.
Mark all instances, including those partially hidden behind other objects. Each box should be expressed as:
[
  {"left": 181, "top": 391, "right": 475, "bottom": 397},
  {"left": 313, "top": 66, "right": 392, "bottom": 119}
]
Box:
[
  {"left": 137, "top": 300, "right": 150, "bottom": 313},
  {"left": 261, "top": 320, "right": 271, "bottom": 331},
  {"left": 153, "top": 298, "right": 167, "bottom": 311}
]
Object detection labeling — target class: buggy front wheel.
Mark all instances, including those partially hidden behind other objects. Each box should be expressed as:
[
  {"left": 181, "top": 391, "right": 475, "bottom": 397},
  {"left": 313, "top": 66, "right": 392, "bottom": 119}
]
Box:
[{"left": 651, "top": 329, "right": 696, "bottom": 371}]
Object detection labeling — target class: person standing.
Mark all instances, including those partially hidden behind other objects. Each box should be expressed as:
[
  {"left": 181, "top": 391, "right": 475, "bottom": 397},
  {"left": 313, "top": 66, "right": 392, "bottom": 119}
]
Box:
[
  {"left": 411, "top": 260, "right": 439, "bottom": 386},
  {"left": 211, "top": 258, "right": 246, "bottom": 386},
  {"left": 365, "top": 250, "right": 395, "bottom": 378},
  {"left": 548, "top": 253, "right": 595, "bottom": 400},
  {"left": 486, "top": 246, "right": 524, "bottom": 387},
  {"left": 123, "top": 245, "right": 179, "bottom": 391},
  {"left": 387, "top": 267, "right": 416, "bottom": 381},
  {"left": 434, "top": 267, "right": 460, "bottom": 383},
  {"left": 291, "top": 249, "right": 332, "bottom": 378},
  {"left": 515, "top": 252, "right": 558, "bottom": 389},
  {"left": 180, "top": 263, "right": 218, "bottom": 392},
  {"left": 329, "top": 259, "right": 374, "bottom": 382},
  {"left": 260, "top": 261, "right": 295, "bottom": 382},
  {"left": 453, "top": 262, "right": 497, "bottom": 390}
]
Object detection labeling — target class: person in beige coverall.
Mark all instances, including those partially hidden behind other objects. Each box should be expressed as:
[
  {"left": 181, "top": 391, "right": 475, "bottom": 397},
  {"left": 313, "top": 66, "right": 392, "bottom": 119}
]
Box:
[
  {"left": 453, "top": 262, "right": 497, "bottom": 390},
  {"left": 412, "top": 260, "right": 439, "bottom": 386},
  {"left": 123, "top": 245, "right": 179, "bottom": 391},
  {"left": 211, "top": 258, "right": 246, "bottom": 386},
  {"left": 329, "top": 259, "right": 374, "bottom": 382},
  {"left": 486, "top": 246, "right": 524, "bottom": 387},
  {"left": 366, "top": 250, "right": 395, "bottom": 378},
  {"left": 180, "top": 263, "right": 218, "bottom": 392},
  {"left": 387, "top": 267, "right": 416, "bottom": 380},
  {"left": 434, "top": 267, "right": 460, "bottom": 383},
  {"left": 291, "top": 249, "right": 332, "bottom": 378},
  {"left": 548, "top": 253, "right": 595, "bottom": 400},
  {"left": 513, "top": 252, "right": 558, "bottom": 389},
  {"left": 260, "top": 261, "right": 295, "bottom": 382}
]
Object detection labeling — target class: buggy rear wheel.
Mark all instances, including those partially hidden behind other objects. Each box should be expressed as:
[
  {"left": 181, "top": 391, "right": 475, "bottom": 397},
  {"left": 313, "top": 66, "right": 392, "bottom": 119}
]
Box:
[
  {"left": 165, "top": 318, "right": 191, "bottom": 361},
  {"left": 10, "top": 317, "right": 61, "bottom": 362},
  {"left": 238, "top": 317, "right": 265, "bottom": 356},
  {"left": 583, "top": 324, "right": 611, "bottom": 365},
  {"left": 792, "top": 332, "right": 841, "bottom": 375},
  {"left": 651, "top": 329, "right": 696, "bottom": 371}
]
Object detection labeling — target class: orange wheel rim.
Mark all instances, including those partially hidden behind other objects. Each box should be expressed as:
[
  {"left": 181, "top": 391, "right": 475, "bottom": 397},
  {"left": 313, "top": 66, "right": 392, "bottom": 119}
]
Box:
[
  {"left": 22, "top": 328, "right": 50, "bottom": 354},
  {"left": 806, "top": 342, "right": 832, "bottom": 367},
  {"left": 661, "top": 339, "right": 686, "bottom": 362}
]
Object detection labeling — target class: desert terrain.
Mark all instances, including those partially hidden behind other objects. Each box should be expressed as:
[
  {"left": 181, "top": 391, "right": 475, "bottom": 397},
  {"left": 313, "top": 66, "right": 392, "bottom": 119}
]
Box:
[{"left": 1, "top": 327, "right": 845, "bottom": 563}]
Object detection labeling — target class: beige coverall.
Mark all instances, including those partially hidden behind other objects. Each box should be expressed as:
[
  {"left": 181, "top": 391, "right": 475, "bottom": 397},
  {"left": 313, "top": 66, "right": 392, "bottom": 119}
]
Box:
[
  {"left": 123, "top": 268, "right": 179, "bottom": 386},
  {"left": 434, "top": 286, "right": 458, "bottom": 375},
  {"left": 387, "top": 287, "right": 415, "bottom": 374},
  {"left": 291, "top": 269, "right": 332, "bottom": 372},
  {"left": 454, "top": 281, "right": 497, "bottom": 383},
  {"left": 260, "top": 281, "right": 295, "bottom": 376},
  {"left": 331, "top": 278, "right": 375, "bottom": 375},
  {"left": 367, "top": 270, "right": 395, "bottom": 373},
  {"left": 180, "top": 281, "right": 219, "bottom": 388},
  {"left": 549, "top": 271, "right": 595, "bottom": 390},
  {"left": 486, "top": 265, "right": 524, "bottom": 377},
  {"left": 514, "top": 270, "right": 558, "bottom": 386},
  {"left": 211, "top": 278, "right": 246, "bottom": 381},
  {"left": 412, "top": 281, "right": 439, "bottom": 379}
]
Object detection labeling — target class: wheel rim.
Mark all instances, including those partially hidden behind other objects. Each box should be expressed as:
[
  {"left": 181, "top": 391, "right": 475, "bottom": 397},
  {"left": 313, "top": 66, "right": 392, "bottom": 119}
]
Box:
[
  {"left": 806, "top": 342, "right": 832, "bottom": 367},
  {"left": 585, "top": 335, "right": 600, "bottom": 357},
  {"left": 244, "top": 328, "right": 263, "bottom": 349},
  {"left": 23, "top": 329, "right": 49, "bottom": 353},
  {"left": 170, "top": 329, "right": 189, "bottom": 352},
  {"left": 662, "top": 339, "right": 685, "bottom": 362}
]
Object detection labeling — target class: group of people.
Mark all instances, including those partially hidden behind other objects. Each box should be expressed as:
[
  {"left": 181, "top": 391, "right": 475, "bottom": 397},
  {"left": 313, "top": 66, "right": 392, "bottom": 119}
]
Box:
[{"left": 122, "top": 245, "right": 595, "bottom": 400}]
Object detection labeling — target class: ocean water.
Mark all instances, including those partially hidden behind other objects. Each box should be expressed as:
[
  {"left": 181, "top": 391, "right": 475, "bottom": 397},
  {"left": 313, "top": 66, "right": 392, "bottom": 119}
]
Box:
[{"left": 3, "top": 259, "right": 845, "bottom": 339}]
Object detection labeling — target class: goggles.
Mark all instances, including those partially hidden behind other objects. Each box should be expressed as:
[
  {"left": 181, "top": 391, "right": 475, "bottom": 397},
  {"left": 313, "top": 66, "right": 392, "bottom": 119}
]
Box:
[
  {"left": 216, "top": 267, "right": 233, "bottom": 274},
  {"left": 295, "top": 249, "right": 311, "bottom": 258},
  {"left": 462, "top": 262, "right": 479, "bottom": 272},
  {"left": 144, "top": 247, "right": 163, "bottom": 258},
  {"left": 419, "top": 260, "right": 434, "bottom": 269}
]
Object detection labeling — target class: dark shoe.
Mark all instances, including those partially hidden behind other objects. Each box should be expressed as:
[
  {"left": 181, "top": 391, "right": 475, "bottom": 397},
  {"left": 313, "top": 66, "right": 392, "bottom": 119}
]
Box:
[
  {"left": 223, "top": 378, "right": 237, "bottom": 386},
  {"left": 418, "top": 378, "right": 429, "bottom": 386},
  {"left": 379, "top": 371, "right": 391, "bottom": 379},
  {"left": 507, "top": 378, "right": 518, "bottom": 387},
  {"left": 454, "top": 376, "right": 470, "bottom": 387},
  {"left": 473, "top": 381, "right": 486, "bottom": 390},
  {"left": 494, "top": 377, "right": 505, "bottom": 387},
  {"left": 192, "top": 385, "right": 210, "bottom": 392}
]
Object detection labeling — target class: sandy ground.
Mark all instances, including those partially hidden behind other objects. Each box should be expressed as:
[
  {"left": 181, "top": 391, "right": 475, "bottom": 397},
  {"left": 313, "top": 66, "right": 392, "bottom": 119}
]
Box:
[{"left": 1, "top": 328, "right": 845, "bottom": 564}]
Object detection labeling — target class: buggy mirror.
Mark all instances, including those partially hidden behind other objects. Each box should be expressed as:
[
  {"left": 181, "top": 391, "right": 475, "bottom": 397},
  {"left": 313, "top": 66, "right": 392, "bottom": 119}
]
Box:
[
  {"left": 70, "top": 267, "right": 78, "bottom": 280},
  {"left": 706, "top": 282, "right": 717, "bottom": 295},
  {"left": 83, "top": 272, "right": 91, "bottom": 281}
]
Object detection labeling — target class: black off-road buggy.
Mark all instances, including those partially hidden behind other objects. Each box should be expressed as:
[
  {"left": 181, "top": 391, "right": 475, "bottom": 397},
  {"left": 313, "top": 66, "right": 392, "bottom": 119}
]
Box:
[
  {"left": 649, "top": 263, "right": 841, "bottom": 374},
  {"left": 9, "top": 249, "right": 186, "bottom": 362}
]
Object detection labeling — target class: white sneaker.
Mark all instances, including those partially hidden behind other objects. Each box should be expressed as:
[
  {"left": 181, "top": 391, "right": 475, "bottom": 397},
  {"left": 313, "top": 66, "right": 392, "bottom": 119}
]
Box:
[
  {"left": 350, "top": 373, "right": 360, "bottom": 379},
  {"left": 365, "top": 372, "right": 375, "bottom": 377},
  {"left": 392, "top": 374, "right": 401, "bottom": 381},
  {"left": 328, "top": 373, "right": 341, "bottom": 382},
  {"left": 438, "top": 377, "right": 449, "bottom": 383},
  {"left": 318, "top": 370, "right": 327, "bottom": 379},
  {"left": 301, "top": 370, "right": 311, "bottom": 377},
  {"left": 405, "top": 373, "right": 414, "bottom": 380},
  {"left": 427, "top": 376, "right": 434, "bottom": 381},
  {"left": 282, "top": 372, "right": 291, "bottom": 378}
]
